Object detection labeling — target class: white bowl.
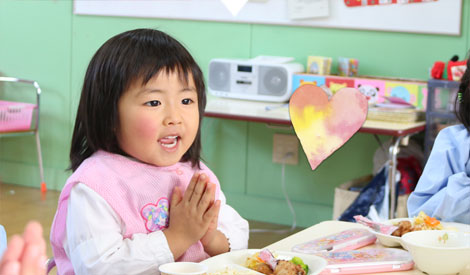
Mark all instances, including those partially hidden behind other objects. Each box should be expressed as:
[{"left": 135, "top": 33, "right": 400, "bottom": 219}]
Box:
[
  {"left": 372, "top": 218, "right": 409, "bottom": 247},
  {"left": 372, "top": 218, "right": 470, "bottom": 248},
  {"left": 159, "top": 262, "right": 208, "bottom": 275},
  {"left": 401, "top": 230, "right": 470, "bottom": 275}
]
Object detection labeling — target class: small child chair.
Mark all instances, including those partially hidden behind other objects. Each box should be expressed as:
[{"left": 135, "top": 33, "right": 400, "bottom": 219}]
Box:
[{"left": 0, "top": 77, "right": 46, "bottom": 192}]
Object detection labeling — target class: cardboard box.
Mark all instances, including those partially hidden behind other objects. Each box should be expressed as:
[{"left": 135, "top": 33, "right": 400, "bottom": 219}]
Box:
[{"left": 333, "top": 175, "right": 409, "bottom": 220}]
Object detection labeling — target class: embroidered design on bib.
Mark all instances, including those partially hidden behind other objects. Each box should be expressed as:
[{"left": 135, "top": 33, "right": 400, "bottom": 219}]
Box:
[{"left": 140, "top": 197, "right": 169, "bottom": 232}]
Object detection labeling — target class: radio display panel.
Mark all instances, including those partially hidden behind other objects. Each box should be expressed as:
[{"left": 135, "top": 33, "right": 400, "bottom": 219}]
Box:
[{"left": 237, "top": 65, "right": 252, "bottom": 73}]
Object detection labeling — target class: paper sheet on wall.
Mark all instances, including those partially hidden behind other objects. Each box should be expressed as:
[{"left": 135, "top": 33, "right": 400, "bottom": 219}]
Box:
[
  {"left": 287, "top": 0, "right": 329, "bottom": 20},
  {"left": 220, "top": 0, "right": 248, "bottom": 16}
]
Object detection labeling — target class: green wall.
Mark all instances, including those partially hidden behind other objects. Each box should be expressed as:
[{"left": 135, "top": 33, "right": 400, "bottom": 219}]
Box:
[{"left": 1, "top": 1, "right": 469, "bottom": 227}]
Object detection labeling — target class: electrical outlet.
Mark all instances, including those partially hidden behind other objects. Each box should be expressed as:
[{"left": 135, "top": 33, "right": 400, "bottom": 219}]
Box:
[{"left": 272, "top": 133, "right": 299, "bottom": 165}]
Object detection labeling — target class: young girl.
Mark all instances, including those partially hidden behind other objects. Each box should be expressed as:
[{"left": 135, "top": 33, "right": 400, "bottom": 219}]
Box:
[
  {"left": 50, "top": 29, "right": 249, "bottom": 274},
  {"left": 407, "top": 58, "right": 470, "bottom": 224}
]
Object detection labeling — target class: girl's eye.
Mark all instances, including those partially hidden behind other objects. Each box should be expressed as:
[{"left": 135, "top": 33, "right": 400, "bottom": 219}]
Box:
[
  {"left": 182, "top": 98, "right": 193, "bottom": 105},
  {"left": 146, "top": 100, "right": 161, "bottom": 107}
]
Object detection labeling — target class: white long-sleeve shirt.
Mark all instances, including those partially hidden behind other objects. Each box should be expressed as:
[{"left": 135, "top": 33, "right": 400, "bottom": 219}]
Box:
[{"left": 65, "top": 183, "right": 249, "bottom": 275}]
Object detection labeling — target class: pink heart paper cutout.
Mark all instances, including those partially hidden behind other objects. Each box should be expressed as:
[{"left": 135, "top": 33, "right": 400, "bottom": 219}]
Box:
[{"left": 289, "top": 85, "right": 368, "bottom": 170}]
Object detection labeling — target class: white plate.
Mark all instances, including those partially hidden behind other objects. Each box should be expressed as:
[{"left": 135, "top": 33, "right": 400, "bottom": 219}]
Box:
[
  {"left": 371, "top": 218, "right": 470, "bottom": 248},
  {"left": 201, "top": 249, "right": 327, "bottom": 275}
]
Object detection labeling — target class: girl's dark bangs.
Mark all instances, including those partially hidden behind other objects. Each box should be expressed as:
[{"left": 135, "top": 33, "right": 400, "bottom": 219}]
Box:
[{"left": 139, "top": 60, "right": 193, "bottom": 87}]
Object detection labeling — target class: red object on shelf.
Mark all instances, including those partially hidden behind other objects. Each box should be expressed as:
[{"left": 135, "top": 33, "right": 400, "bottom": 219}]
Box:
[
  {"left": 447, "top": 60, "right": 467, "bottom": 81},
  {"left": 431, "top": 61, "right": 445, "bottom": 79}
]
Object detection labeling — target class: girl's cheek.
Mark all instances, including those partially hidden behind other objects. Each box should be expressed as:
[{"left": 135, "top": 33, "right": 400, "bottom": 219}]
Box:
[{"left": 134, "top": 116, "right": 159, "bottom": 137}]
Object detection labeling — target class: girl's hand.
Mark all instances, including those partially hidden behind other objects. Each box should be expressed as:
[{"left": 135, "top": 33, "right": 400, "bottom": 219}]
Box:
[
  {"left": 163, "top": 173, "right": 218, "bottom": 259},
  {"left": 199, "top": 202, "right": 230, "bottom": 256},
  {"left": 200, "top": 200, "right": 220, "bottom": 247}
]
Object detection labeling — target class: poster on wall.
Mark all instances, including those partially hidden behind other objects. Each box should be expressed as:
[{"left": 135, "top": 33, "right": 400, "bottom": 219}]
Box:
[{"left": 73, "top": 0, "right": 462, "bottom": 36}]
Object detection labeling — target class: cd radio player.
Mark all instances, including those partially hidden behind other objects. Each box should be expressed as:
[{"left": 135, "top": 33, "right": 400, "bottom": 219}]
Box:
[{"left": 208, "top": 56, "right": 304, "bottom": 102}]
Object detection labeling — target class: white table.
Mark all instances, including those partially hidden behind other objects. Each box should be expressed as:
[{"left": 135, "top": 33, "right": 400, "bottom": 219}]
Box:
[{"left": 265, "top": 220, "right": 470, "bottom": 275}]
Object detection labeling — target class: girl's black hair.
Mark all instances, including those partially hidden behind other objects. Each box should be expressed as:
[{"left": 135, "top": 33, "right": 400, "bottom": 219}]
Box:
[
  {"left": 70, "top": 28, "right": 206, "bottom": 171},
  {"left": 455, "top": 57, "right": 470, "bottom": 131}
]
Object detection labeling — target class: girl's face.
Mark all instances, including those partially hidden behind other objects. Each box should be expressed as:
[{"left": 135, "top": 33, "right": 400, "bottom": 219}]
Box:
[{"left": 117, "top": 71, "right": 199, "bottom": 167}]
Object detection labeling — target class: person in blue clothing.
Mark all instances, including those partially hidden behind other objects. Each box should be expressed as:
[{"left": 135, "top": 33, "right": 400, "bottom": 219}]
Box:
[
  {"left": 407, "top": 58, "right": 470, "bottom": 224},
  {"left": 0, "top": 224, "right": 6, "bottom": 258}
]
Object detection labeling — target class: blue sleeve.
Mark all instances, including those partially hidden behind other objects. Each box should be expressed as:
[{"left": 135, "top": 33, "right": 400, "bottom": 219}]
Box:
[
  {"left": 407, "top": 126, "right": 470, "bottom": 223},
  {"left": 0, "top": 225, "right": 6, "bottom": 259}
]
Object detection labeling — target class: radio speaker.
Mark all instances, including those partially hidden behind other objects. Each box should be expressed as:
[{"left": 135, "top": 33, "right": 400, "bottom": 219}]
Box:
[
  {"left": 259, "top": 66, "right": 287, "bottom": 96},
  {"left": 209, "top": 61, "right": 230, "bottom": 93}
]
